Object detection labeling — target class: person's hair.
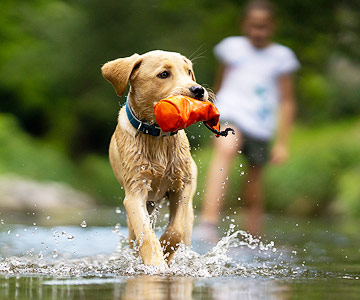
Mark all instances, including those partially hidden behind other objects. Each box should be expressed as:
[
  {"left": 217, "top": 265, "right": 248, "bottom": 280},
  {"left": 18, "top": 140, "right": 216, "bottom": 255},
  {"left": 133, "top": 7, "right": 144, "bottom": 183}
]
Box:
[{"left": 243, "top": 0, "right": 275, "bottom": 19}]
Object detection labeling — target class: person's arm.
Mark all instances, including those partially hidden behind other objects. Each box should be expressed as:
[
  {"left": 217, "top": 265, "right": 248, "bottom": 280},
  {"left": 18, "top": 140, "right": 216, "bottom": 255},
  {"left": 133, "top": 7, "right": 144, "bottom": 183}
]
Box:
[{"left": 271, "top": 73, "right": 296, "bottom": 164}]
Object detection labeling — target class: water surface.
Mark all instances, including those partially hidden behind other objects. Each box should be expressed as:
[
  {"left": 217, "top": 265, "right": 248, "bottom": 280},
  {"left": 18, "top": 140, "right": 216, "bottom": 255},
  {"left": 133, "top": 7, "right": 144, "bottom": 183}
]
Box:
[{"left": 0, "top": 211, "right": 359, "bottom": 299}]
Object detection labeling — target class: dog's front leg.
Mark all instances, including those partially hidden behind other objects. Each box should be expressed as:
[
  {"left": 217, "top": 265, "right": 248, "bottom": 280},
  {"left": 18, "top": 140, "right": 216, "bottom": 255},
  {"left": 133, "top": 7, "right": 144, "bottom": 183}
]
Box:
[
  {"left": 160, "top": 183, "right": 195, "bottom": 263},
  {"left": 124, "top": 193, "right": 165, "bottom": 266}
]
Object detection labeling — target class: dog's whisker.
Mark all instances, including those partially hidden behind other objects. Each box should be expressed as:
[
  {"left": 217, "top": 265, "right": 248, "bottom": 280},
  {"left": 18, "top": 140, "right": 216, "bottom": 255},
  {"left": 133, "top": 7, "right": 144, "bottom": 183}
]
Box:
[
  {"left": 191, "top": 54, "right": 207, "bottom": 63},
  {"left": 207, "top": 92, "right": 216, "bottom": 103},
  {"left": 189, "top": 44, "right": 207, "bottom": 60}
]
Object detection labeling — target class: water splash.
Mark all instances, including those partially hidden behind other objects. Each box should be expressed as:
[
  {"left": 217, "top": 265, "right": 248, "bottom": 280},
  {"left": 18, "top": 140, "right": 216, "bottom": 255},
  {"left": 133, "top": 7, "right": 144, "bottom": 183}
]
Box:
[{"left": 0, "top": 224, "right": 302, "bottom": 278}]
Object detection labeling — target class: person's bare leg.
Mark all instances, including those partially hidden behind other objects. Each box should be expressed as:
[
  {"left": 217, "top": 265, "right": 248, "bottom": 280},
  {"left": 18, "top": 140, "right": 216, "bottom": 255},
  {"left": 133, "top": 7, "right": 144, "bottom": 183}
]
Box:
[
  {"left": 244, "top": 165, "right": 264, "bottom": 236},
  {"left": 200, "top": 128, "right": 242, "bottom": 225}
]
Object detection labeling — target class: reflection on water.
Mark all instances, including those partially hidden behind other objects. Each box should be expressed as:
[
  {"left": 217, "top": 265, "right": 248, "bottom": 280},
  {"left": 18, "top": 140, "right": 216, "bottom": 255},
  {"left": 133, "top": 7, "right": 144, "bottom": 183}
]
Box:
[
  {"left": 122, "top": 276, "right": 193, "bottom": 300},
  {"left": 1, "top": 275, "right": 291, "bottom": 300},
  {"left": 0, "top": 214, "right": 360, "bottom": 299}
]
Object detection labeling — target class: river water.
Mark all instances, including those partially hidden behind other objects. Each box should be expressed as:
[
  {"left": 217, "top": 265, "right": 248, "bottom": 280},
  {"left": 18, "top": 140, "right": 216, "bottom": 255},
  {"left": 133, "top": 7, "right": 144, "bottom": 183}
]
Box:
[{"left": 0, "top": 210, "right": 359, "bottom": 299}]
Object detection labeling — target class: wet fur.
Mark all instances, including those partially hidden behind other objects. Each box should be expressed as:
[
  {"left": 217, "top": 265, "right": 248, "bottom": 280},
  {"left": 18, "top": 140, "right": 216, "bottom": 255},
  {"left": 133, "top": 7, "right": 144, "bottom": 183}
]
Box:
[{"left": 102, "top": 50, "right": 207, "bottom": 266}]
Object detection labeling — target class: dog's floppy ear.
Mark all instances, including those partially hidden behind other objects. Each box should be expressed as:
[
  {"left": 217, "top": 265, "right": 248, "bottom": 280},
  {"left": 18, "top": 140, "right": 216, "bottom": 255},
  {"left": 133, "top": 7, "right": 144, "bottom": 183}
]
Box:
[
  {"left": 101, "top": 53, "right": 141, "bottom": 96},
  {"left": 184, "top": 57, "right": 196, "bottom": 81}
]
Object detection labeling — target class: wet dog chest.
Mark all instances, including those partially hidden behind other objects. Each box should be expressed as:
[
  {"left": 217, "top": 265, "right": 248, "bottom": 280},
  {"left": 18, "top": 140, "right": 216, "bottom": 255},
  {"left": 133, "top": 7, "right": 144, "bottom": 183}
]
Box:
[
  {"left": 147, "top": 177, "right": 169, "bottom": 201},
  {"left": 145, "top": 166, "right": 182, "bottom": 194}
]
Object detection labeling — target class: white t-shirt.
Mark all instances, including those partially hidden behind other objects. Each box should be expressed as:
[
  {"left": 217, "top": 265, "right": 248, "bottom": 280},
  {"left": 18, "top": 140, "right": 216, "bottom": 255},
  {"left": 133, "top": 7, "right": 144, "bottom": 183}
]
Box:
[{"left": 214, "top": 36, "right": 300, "bottom": 140}]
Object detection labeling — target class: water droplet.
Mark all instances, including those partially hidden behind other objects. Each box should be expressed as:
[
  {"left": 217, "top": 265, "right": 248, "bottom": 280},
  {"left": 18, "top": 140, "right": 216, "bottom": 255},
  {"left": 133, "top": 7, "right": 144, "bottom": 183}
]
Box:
[
  {"left": 220, "top": 168, "right": 223, "bottom": 172},
  {"left": 38, "top": 251, "right": 43, "bottom": 260},
  {"left": 112, "top": 223, "right": 121, "bottom": 233},
  {"left": 46, "top": 216, "right": 51, "bottom": 220},
  {"left": 7, "top": 230, "right": 11, "bottom": 234},
  {"left": 52, "top": 249, "right": 58, "bottom": 258},
  {"left": 0, "top": 219, "right": 4, "bottom": 225},
  {"left": 67, "top": 234, "right": 75, "bottom": 240},
  {"left": 80, "top": 221, "right": 87, "bottom": 228},
  {"left": 115, "top": 207, "right": 121, "bottom": 214}
]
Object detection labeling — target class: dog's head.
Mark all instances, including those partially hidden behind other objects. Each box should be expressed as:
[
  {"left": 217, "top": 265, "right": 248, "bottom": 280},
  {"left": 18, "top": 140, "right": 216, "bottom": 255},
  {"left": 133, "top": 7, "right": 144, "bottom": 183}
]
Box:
[{"left": 101, "top": 50, "right": 209, "bottom": 122}]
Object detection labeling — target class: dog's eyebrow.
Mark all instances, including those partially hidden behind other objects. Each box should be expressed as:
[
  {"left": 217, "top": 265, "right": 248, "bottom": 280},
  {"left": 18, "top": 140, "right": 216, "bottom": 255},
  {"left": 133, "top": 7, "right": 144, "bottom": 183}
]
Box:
[
  {"left": 183, "top": 58, "right": 190, "bottom": 65},
  {"left": 162, "top": 63, "right": 173, "bottom": 69}
]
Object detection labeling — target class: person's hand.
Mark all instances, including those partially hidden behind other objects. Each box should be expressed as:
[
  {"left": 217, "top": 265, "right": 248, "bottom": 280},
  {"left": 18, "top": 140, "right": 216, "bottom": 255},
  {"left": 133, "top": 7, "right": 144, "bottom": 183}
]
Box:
[{"left": 270, "top": 143, "right": 289, "bottom": 165}]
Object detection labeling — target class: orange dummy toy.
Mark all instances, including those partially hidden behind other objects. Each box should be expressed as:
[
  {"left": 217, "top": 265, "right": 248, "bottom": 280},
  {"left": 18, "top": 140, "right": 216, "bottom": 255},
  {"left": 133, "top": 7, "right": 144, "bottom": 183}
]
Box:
[{"left": 154, "top": 95, "right": 234, "bottom": 137}]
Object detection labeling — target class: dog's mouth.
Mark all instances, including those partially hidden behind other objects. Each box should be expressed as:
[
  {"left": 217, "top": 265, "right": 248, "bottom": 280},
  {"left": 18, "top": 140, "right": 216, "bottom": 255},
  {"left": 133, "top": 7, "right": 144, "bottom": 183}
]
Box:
[
  {"left": 167, "top": 93, "right": 208, "bottom": 103},
  {"left": 166, "top": 86, "right": 209, "bottom": 103}
]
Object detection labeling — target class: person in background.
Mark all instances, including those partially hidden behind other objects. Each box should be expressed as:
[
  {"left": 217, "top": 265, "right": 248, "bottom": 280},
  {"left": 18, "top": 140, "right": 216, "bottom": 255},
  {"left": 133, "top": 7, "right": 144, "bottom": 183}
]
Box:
[{"left": 195, "top": 0, "right": 300, "bottom": 240}]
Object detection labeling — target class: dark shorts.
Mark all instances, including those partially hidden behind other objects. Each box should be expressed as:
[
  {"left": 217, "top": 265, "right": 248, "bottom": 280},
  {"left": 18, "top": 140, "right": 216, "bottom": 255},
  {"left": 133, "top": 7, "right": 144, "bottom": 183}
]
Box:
[{"left": 242, "top": 133, "right": 270, "bottom": 166}]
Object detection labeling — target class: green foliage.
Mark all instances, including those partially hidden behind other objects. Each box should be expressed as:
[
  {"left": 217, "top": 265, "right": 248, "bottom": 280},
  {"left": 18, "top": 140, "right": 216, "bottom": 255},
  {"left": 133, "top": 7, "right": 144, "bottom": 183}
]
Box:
[
  {"left": 1, "top": 0, "right": 358, "bottom": 156},
  {"left": 0, "top": 113, "right": 121, "bottom": 205},
  {"left": 77, "top": 155, "right": 124, "bottom": 206},
  {"left": 0, "top": 113, "right": 76, "bottom": 182},
  {"left": 335, "top": 167, "right": 360, "bottom": 217},
  {"left": 298, "top": 72, "right": 336, "bottom": 122},
  {"left": 265, "top": 119, "right": 360, "bottom": 216}
]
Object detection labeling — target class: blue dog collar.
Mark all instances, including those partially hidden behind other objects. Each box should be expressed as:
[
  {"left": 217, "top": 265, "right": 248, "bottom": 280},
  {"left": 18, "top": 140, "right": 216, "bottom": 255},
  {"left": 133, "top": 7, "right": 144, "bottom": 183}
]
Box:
[{"left": 125, "top": 101, "right": 178, "bottom": 137}]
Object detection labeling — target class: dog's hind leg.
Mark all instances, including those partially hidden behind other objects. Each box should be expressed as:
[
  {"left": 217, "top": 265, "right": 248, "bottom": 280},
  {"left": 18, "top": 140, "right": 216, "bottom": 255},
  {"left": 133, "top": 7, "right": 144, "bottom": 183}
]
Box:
[{"left": 124, "top": 193, "right": 165, "bottom": 266}]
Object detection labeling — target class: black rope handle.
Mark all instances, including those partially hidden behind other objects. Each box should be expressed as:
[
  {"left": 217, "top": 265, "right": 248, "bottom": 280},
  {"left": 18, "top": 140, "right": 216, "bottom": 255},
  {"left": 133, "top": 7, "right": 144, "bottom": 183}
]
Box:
[{"left": 203, "top": 122, "right": 235, "bottom": 137}]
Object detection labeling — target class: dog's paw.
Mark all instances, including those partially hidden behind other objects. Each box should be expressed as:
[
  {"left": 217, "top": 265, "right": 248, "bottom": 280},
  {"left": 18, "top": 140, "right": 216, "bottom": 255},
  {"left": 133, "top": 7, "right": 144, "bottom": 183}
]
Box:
[
  {"left": 142, "top": 253, "right": 166, "bottom": 266},
  {"left": 139, "top": 238, "right": 166, "bottom": 266}
]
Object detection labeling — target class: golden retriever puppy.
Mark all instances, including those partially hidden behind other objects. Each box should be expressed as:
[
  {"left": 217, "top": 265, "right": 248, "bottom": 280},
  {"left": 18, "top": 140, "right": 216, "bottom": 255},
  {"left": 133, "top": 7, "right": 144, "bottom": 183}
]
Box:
[{"left": 101, "top": 50, "right": 208, "bottom": 266}]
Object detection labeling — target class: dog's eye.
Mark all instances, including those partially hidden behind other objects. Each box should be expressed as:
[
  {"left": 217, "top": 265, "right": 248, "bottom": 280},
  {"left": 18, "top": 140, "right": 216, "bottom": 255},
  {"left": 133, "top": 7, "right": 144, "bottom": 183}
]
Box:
[
  {"left": 157, "top": 71, "right": 170, "bottom": 79},
  {"left": 188, "top": 70, "right": 192, "bottom": 76}
]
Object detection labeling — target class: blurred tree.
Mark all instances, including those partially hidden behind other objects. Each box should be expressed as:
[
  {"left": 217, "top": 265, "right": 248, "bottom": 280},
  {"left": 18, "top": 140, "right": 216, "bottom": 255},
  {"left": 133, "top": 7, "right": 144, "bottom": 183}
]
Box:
[{"left": 0, "top": 0, "right": 359, "bottom": 158}]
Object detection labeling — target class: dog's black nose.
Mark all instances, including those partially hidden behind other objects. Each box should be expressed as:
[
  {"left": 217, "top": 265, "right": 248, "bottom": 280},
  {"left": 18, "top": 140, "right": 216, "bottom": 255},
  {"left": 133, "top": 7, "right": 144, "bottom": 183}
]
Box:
[{"left": 189, "top": 85, "right": 205, "bottom": 100}]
